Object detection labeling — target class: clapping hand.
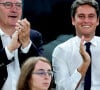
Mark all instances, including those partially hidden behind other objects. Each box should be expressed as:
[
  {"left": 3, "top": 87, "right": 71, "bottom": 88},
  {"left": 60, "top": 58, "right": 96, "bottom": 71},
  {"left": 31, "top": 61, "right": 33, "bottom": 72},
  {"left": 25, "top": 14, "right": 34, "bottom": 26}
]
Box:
[
  {"left": 80, "top": 36, "right": 90, "bottom": 65},
  {"left": 7, "top": 31, "right": 21, "bottom": 52},
  {"left": 77, "top": 36, "right": 90, "bottom": 77},
  {"left": 15, "top": 18, "right": 31, "bottom": 48}
]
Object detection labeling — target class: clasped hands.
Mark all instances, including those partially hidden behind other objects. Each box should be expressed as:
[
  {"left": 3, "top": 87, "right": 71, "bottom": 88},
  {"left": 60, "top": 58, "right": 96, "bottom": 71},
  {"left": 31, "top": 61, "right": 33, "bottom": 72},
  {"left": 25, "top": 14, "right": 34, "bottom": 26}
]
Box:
[{"left": 7, "top": 18, "right": 30, "bottom": 52}]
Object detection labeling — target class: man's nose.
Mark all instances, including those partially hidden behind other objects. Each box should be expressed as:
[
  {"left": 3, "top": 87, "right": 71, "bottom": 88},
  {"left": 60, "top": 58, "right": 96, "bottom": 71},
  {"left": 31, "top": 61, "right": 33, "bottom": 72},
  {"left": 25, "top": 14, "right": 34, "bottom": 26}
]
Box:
[{"left": 83, "top": 16, "right": 91, "bottom": 22}]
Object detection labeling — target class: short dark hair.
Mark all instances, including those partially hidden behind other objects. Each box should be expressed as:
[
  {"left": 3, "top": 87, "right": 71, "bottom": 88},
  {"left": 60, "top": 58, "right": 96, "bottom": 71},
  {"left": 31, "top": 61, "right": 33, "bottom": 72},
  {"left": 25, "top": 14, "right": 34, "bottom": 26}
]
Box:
[{"left": 71, "top": 0, "right": 100, "bottom": 18}]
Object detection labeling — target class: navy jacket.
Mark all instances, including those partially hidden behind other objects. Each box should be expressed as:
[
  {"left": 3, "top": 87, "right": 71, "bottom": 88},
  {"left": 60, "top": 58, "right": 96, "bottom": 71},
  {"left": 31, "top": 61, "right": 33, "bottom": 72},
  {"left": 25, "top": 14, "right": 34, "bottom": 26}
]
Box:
[{"left": 0, "top": 29, "right": 43, "bottom": 89}]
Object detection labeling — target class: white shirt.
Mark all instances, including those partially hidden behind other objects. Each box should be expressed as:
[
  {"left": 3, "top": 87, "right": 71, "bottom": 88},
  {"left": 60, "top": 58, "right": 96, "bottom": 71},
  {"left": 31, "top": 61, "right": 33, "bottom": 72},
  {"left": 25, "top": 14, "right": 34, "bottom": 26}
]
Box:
[
  {"left": 0, "top": 29, "right": 32, "bottom": 90},
  {"left": 52, "top": 36, "right": 100, "bottom": 90}
]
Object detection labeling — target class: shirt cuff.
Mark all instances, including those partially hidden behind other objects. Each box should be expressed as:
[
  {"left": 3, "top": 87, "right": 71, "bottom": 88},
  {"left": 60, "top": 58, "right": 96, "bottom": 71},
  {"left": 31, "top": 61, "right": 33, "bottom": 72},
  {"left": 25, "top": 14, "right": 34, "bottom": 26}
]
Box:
[
  {"left": 21, "top": 40, "right": 32, "bottom": 53},
  {"left": 5, "top": 47, "right": 14, "bottom": 60},
  {"left": 72, "top": 69, "right": 82, "bottom": 89}
]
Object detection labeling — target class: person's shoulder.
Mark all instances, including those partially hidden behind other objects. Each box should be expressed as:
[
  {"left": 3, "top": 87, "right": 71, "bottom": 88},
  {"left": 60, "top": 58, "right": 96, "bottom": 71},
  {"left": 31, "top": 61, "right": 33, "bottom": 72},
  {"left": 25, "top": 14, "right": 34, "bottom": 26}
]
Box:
[
  {"left": 30, "top": 29, "right": 41, "bottom": 34},
  {"left": 54, "top": 36, "right": 76, "bottom": 50},
  {"left": 58, "top": 36, "right": 76, "bottom": 45},
  {"left": 94, "top": 36, "right": 100, "bottom": 39},
  {"left": 93, "top": 36, "right": 100, "bottom": 42},
  {"left": 30, "top": 29, "right": 42, "bottom": 37}
]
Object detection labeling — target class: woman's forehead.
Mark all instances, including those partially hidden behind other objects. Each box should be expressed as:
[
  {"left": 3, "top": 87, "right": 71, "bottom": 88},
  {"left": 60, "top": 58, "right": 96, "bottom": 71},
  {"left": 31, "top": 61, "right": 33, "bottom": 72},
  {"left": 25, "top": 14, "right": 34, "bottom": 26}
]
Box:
[{"left": 34, "top": 61, "right": 51, "bottom": 70}]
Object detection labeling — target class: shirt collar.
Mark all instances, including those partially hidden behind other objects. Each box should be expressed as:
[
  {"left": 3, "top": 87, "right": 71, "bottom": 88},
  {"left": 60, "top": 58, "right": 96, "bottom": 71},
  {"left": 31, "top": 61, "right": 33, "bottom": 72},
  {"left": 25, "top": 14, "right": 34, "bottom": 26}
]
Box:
[
  {"left": 0, "top": 28, "right": 10, "bottom": 37},
  {"left": 90, "top": 36, "right": 97, "bottom": 46},
  {"left": 0, "top": 28, "right": 5, "bottom": 36},
  {"left": 76, "top": 35, "right": 97, "bottom": 46}
]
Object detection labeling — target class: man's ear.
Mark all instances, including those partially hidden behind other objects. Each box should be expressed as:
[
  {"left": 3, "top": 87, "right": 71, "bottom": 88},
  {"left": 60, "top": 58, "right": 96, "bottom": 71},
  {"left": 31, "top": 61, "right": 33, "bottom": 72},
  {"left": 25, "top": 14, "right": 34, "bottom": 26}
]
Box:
[
  {"left": 71, "top": 17, "right": 75, "bottom": 26},
  {"left": 96, "top": 18, "right": 99, "bottom": 26}
]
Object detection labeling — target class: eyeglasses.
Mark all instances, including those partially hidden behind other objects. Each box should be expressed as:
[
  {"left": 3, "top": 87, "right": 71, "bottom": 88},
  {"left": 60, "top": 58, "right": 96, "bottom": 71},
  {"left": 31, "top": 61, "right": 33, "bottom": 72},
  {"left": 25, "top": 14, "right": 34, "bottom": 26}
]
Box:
[
  {"left": 32, "top": 70, "right": 53, "bottom": 77},
  {"left": 0, "top": 2, "right": 22, "bottom": 10}
]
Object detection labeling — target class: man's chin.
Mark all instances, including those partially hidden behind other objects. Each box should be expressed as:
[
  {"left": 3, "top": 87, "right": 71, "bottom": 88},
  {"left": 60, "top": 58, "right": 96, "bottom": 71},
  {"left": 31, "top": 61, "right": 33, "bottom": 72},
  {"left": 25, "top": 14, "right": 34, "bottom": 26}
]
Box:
[{"left": 9, "top": 24, "right": 16, "bottom": 27}]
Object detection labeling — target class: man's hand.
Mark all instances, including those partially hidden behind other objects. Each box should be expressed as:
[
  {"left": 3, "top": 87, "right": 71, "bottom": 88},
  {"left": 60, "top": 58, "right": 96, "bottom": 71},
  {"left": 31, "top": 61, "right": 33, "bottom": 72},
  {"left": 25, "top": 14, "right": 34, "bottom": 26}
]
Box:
[
  {"left": 7, "top": 31, "right": 21, "bottom": 52},
  {"left": 76, "top": 36, "right": 91, "bottom": 89},
  {"left": 15, "top": 18, "right": 30, "bottom": 48},
  {"left": 78, "top": 36, "right": 91, "bottom": 76},
  {"left": 80, "top": 36, "right": 90, "bottom": 65}
]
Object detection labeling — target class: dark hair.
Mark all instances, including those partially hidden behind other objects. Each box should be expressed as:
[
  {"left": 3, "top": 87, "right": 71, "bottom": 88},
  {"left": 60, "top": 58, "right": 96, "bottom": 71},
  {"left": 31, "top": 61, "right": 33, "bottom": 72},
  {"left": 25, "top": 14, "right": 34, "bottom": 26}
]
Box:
[{"left": 71, "top": 0, "right": 100, "bottom": 18}]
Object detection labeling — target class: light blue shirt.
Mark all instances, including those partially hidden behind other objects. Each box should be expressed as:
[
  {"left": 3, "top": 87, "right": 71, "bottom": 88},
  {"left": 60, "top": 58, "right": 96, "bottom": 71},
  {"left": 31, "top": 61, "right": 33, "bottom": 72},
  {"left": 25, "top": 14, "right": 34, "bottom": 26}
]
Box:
[{"left": 52, "top": 36, "right": 100, "bottom": 90}]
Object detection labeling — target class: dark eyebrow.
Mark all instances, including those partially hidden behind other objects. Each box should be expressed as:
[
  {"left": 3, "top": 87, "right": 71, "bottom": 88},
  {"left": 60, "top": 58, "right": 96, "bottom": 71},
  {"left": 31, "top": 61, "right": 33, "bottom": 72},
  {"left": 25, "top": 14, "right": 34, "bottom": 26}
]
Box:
[{"left": 37, "top": 69, "right": 52, "bottom": 71}]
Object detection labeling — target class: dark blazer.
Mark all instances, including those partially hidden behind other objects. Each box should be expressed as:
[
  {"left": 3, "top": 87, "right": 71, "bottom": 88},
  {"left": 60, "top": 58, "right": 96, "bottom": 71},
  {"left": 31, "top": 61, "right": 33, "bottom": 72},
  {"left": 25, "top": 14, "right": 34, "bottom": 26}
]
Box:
[{"left": 0, "top": 29, "right": 43, "bottom": 89}]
